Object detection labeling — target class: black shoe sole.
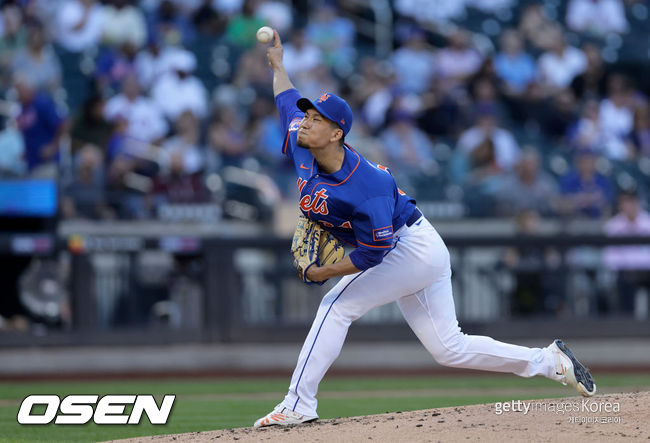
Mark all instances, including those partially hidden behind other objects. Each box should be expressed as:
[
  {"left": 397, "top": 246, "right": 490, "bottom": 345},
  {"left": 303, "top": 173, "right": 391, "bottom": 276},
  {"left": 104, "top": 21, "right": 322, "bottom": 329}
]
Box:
[{"left": 555, "top": 339, "right": 596, "bottom": 394}]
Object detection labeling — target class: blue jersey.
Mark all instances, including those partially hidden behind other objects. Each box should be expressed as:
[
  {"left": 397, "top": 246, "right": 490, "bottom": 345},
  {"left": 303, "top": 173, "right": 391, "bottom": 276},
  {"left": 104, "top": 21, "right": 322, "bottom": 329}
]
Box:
[{"left": 276, "top": 89, "right": 417, "bottom": 271}]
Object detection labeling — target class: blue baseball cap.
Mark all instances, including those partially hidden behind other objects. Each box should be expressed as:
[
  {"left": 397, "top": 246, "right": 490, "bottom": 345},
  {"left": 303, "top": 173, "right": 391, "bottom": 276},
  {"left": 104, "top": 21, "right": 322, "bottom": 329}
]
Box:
[{"left": 297, "top": 93, "right": 353, "bottom": 136}]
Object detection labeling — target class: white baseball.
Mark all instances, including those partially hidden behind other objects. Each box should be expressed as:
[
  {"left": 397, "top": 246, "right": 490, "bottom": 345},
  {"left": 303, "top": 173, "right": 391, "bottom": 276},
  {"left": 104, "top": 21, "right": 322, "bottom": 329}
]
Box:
[{"left": 256, "top": 26, "right": 274, "bottom": 44}]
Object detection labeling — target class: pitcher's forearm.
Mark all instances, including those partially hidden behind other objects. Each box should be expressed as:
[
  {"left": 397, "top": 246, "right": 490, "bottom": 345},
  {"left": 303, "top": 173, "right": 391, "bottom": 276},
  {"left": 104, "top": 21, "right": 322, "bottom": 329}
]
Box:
[
  {"left": 273, "top": 65, "right": 295, "bottom": 97},
  {"left": 266, "top": 29, "right": 295, "bottom": 97},
  {"left": 307, "top": 256, "right": 361, "bottom": 282}
]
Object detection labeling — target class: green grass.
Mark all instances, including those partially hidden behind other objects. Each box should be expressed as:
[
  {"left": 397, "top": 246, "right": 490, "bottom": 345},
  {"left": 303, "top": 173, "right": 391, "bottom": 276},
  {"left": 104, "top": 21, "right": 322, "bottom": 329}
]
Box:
[{"left": 1, "top": 373, "right": 648, "bottom": 442}]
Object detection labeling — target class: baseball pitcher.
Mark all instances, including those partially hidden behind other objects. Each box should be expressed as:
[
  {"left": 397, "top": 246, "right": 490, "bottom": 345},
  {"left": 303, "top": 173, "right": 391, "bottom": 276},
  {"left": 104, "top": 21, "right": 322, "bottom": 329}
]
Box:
[{"left": 253, "top": 29, "right": 596, "bottom": 429}]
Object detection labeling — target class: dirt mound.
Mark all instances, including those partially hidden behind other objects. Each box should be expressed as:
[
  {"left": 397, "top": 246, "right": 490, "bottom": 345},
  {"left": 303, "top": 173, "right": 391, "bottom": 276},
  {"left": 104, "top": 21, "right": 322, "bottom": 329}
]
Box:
[{"left": 121, "top": 391, "right": 649, "bottom": 442}]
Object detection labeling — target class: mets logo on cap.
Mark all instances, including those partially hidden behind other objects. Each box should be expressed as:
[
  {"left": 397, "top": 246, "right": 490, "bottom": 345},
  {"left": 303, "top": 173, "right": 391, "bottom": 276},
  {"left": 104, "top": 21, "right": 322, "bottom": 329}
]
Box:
[{"left": 317, "top": 93, "right": 331, "bottom": 103}]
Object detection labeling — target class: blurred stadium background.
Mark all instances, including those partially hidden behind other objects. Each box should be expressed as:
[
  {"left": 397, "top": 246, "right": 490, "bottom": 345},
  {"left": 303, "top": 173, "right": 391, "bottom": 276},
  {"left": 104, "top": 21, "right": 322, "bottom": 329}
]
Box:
[{"left": 1, "top": 0, "right": 650, "bottom": 383}]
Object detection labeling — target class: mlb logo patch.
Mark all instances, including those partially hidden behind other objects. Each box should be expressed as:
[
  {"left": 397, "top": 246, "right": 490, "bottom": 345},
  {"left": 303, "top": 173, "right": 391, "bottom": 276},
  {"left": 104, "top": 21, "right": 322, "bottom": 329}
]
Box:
[
  {"left": 372, "top": 226, "right": 393, "bottom": 241},
  {"left": 289, "top": 117, "right": 302, "bottom": 132}
]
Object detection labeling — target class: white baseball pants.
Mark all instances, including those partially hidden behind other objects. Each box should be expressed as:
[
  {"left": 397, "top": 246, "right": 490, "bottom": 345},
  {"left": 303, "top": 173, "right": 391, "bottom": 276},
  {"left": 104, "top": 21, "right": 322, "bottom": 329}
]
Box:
[{"left": 281, "top": 216, "right": 558, "bottom": 417}]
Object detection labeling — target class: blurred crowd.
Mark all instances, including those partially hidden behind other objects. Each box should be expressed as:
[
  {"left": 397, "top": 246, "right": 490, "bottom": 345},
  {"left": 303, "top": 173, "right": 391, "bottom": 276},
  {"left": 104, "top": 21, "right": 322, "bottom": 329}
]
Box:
[
  {"left": 2, "top": 0, "right": 650, "bottom": 330},
  {"left": 0, "top": 0, "right": 648, "bottom": 227}
]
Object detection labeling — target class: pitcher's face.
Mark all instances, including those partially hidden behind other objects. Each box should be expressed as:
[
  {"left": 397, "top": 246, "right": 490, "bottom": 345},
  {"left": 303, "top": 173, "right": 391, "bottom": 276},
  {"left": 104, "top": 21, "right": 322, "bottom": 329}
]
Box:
[{"left": 297, "top": 109, "right": 342, "bottom": 149}]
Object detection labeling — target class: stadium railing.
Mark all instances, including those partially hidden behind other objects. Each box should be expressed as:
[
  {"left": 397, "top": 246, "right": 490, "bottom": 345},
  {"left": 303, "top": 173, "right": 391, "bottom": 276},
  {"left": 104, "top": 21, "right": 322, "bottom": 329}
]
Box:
[{"left": 0, "top": 215, "right": 649, "bottom": 347}]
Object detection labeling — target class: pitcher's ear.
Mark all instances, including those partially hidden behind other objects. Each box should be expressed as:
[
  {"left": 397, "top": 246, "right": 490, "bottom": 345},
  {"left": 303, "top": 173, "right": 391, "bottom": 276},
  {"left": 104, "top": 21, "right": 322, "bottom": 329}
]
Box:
[{"left": 331, "top": 128, "right": 343, "bottom": 143}]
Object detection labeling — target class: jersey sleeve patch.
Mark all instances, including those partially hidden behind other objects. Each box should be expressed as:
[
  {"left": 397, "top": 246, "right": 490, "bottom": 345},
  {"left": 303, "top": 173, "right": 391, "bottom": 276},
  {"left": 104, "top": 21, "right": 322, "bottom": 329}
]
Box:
[
  {"left": 288, "top": 117, "right": 302, "bottom": 132},
  {"left": 372, "top": 225, "right": 394, "bottom": 241}
]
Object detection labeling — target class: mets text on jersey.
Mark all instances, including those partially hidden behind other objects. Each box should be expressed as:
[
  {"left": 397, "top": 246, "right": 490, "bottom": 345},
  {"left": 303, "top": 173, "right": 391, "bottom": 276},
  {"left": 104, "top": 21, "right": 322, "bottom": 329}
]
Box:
[{"left": 299, "top": 188, "right": 330, "bottom": 215}]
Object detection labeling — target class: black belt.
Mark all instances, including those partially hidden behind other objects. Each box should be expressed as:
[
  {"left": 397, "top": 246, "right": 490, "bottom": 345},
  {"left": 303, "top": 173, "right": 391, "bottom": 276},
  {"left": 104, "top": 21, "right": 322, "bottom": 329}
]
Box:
[{"left": 406, "top": 207, "right": 423, "bottom": 227}]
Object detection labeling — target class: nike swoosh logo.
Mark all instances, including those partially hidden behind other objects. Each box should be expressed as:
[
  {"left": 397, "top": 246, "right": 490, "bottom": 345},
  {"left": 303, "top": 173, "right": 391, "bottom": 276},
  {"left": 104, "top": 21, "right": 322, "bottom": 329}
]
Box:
[{"left": 300, "top": 163, "right": 309, "bottom": 170}]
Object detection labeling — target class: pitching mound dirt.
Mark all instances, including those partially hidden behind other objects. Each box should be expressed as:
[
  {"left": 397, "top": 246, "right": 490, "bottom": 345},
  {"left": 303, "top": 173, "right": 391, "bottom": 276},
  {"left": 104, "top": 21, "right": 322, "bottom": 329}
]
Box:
[{"left": 120, "top": 391, "right": 649, "bottom": 442}]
